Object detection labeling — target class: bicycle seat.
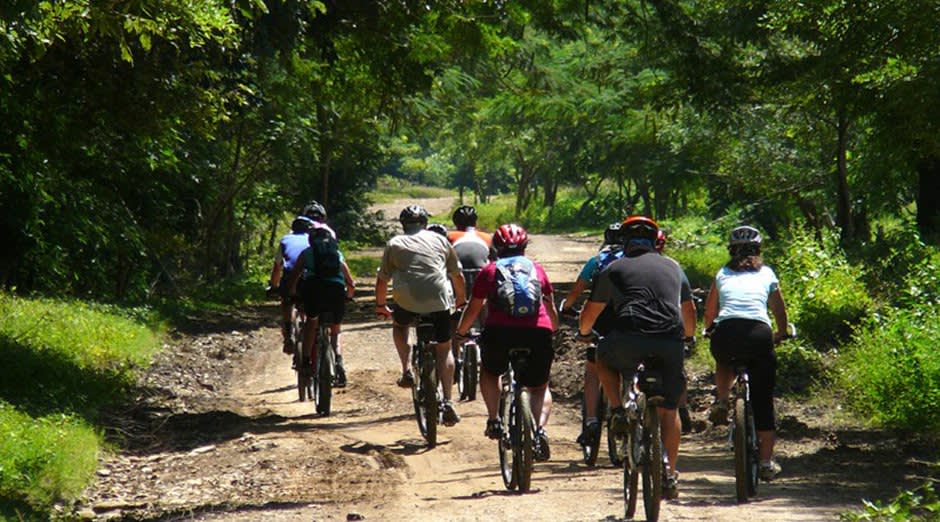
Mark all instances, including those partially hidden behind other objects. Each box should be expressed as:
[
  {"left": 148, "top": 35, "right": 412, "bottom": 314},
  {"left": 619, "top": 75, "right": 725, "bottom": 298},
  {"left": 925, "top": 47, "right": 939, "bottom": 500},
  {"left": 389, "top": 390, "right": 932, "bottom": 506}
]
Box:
[
  {"left": 508, "top": 347, "right": 532, "bottom": 369},
  {"left": 415, "top": 316, "right": 437, "bottom": 342},
  {"left": 635, "top": 358, "right": 666, "bottom": 399}
]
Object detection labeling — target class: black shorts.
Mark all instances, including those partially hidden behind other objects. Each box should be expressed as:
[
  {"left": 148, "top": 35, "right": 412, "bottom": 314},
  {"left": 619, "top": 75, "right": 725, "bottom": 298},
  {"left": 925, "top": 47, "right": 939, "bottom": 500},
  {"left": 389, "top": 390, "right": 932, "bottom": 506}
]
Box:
[
  {"left": 709, "top": 319, "right": 776, "bottom": 431},
  {"left": 597, "top": 331, "right": 685, "bottom": 409},
  {"left": 480, "top": 326, "right": 554, "bottom": 387},
  {"left": 302, "top": 281, "right": 346, "bottom": 324},
  {"left": 393, "top": 306, "right": 452, "bottom": 344}
]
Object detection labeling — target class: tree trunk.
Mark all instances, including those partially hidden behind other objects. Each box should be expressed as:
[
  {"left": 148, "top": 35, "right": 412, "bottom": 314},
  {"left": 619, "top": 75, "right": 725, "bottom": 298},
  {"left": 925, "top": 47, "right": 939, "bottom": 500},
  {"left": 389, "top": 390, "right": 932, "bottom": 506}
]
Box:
[
  {"left": 917, "top": 154, "right": 940, "bottom": 243},
  {"left": 835, "top": 109, "right": 854, "bottom": 243}
]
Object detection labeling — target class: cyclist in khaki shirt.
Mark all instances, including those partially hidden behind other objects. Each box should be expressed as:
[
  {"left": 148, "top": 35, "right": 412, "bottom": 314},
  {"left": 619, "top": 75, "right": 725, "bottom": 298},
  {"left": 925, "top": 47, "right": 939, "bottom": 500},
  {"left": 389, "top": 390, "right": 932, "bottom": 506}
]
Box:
[{"left": 375, "top": 205, "right": 467, "bottom": 425}]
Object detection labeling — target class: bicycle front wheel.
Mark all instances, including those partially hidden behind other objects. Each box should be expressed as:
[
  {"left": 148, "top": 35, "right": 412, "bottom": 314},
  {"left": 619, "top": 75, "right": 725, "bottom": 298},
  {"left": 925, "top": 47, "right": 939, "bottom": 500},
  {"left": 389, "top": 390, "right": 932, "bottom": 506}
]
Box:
[
  {"left": 515, "top": 389, "right": 535, "bottom": 492},
  {"left": 316, "top": 332, "right": 333, "bottom": 416},
  {"left": 642, "top": 402, "right": 663, "bottom": 522},
  {"left": 498, "top": 391, "right": 515, "bottom": 490},
  {"left": 734, "top": 397, "right": 749, "bottom": 503}
]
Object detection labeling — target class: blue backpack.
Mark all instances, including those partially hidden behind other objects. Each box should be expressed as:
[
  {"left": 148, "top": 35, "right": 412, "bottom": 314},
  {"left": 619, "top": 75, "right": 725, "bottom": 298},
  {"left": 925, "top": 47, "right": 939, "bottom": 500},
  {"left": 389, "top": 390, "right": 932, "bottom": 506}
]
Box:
[
  {"left": 593, "top": 247, "right": 624, "bottom": 280},
  {"left": 492, "top": 256, "right": 542, "bottom": 317}
]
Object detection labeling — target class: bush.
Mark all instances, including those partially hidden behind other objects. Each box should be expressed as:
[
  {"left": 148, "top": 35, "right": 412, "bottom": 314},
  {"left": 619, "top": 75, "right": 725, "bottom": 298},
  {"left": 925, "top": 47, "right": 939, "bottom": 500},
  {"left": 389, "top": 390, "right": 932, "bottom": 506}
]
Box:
[
  {"left": 841, "top": 482, "right": 940, "bottom": 521},
  {"left": 775, "top": 227, "right": 873, "bottom": 348},
  {"left": 856, "top": 223, "right": 940, "bottom": 309},
  {"left": 838, "top": 305, "right": 940, "bottom": 434},
  {"left": 775, "top": 339, "right": 829, "bottom": 394}
]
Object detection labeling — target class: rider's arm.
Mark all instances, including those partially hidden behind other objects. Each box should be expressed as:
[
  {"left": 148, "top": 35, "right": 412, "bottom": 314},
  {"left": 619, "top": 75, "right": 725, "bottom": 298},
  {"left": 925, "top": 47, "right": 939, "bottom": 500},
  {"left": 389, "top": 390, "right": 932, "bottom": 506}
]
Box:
[
  {"left": 681, "top": 299, "right": 697, "bottom": 338},
  {"left": 579, "top": 301, "right": 605, "bottom": 335},
  {"left": 269, "top": 244, "right": 285, "bottom": 288},
  {"left": 286, "top": 259, "right": 302, "bottom": 297},
  {"left": 703, "top": 281, "right": 719, "bottom": 330},
  {"left": 545, "top": 293, "right": 559, "bottom": 331},
  {"left": 444, "top": 243, "right": 467, "bottom": 307},
  {"left": 561, "top": 278, "right": 589, "bottom": 312},
  {"left": 768, "top": 287, "right": 789, "bottom": 343},
  {"left": 341, "top": 260, "right": 355, "bottom": 299},
  {"left": 456, "top": 297, "right": 485, "bottom": 336}
]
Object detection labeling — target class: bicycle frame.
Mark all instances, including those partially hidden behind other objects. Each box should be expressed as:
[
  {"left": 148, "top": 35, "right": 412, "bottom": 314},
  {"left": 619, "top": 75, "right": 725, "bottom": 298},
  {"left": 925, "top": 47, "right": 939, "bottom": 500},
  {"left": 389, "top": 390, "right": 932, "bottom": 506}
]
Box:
[{"left": 730, "top": 363, "right": 759, "bottom": 502}]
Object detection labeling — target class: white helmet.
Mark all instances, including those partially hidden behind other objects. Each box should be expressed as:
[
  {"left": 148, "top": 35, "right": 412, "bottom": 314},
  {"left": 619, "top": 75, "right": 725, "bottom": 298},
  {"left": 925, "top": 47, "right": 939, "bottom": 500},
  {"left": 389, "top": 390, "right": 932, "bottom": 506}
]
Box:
[{"left": 729, "top": 225, "right": 762, "bottom": 247}]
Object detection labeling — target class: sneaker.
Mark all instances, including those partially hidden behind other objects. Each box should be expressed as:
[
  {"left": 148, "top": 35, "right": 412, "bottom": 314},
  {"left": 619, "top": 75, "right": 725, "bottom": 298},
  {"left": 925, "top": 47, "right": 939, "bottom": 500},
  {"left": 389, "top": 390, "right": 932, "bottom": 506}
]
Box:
[
  {"left": 609, "top": 407, "right": 630, "bottom": 436},
  {"left": 484, "top": 418, "right": 503, "bottom": 440},
  {"left": 708, "top": 399, "right": 730, "bottom": 426},
  {"left": 577, "top": 419, "right": 601, "bottom": 447},
  {"left": 535, "top": 428, "right": 551, "bottom": 461},
  {"left": 679, "top": 406, "right": 693, "bottom": 434},
  {"left": 759, "top": 460, "right": 782, "bottom": 481},
  {"left": 442, "top": 401, "right": 460, "bottom": 426},
  {"left": 333, "top": 363, "right": 347, "bottom": 388},
  {"left": 396, "top": 369, "right": 415, "bottom": 388},
  {"left": 664, "top": 471, "right": 680, "bottom": 500}
]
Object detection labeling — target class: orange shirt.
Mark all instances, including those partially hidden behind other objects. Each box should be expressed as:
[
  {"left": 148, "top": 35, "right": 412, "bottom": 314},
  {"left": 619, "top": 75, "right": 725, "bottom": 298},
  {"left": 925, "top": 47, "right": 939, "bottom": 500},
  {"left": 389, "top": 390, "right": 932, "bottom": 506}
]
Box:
[{"left": 447, "top": 228, "right": 492, "bottom": 247}]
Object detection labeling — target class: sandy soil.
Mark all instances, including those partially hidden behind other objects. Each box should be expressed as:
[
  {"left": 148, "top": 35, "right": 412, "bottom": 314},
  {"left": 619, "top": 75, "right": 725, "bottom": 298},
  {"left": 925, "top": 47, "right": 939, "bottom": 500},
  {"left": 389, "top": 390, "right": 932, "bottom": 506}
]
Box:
[{"left": 75, "top": 196, "right": 932, "bottom": 522}]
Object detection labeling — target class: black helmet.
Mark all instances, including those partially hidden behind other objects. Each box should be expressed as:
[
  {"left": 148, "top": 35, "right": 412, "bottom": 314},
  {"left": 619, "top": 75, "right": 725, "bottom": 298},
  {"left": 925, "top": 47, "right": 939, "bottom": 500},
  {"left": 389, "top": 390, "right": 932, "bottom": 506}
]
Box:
[
  {"left": 452, "top": 205, "right": 477, "bottom": 229},
  {"left": 399, "top": 204, "right": 429, "bottom": 225},
  {"left": 729, "top": 225, "right": 762, "bottom": 247},
  {"left": 426, "top": 223, "right": 448, "bottom": 237},
  {"left": 603, "top": 223, "right": 622, "bottom": 245},
  {"left": 291, "top": 216, "right": 314, "bottom": 233},
  {"left": 302, "top": 201, "right": 326, "bottom": 221}
]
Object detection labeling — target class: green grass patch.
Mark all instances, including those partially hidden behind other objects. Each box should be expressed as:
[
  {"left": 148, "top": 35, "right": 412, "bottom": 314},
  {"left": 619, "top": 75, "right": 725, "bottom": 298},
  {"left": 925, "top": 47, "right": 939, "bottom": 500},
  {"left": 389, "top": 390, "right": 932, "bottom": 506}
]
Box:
[
  {"left": 367, "top": 176, "right": 454, "bottom": 203},
  {"left": 346, "top": 254, "right": 381, "bottom": 279},
  {"left": 0, "top": 293, "right": 162, "bottom": 516},
  {"left": 0, "top": 402, "right": 99, "bottom": 516}
]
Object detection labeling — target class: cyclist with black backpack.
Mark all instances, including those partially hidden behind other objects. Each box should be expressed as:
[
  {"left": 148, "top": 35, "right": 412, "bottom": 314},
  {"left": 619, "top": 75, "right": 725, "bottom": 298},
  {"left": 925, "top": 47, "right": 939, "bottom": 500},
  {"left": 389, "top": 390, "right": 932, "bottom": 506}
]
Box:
[
  {"left": 287, "top": 221, "right": 356, "bottom": 388},
  {"left": 455, "top": 224, "right": 559, "bottom": 461},
  {"left": 559, "top": 223, "right": 624, "bottom": 450}
]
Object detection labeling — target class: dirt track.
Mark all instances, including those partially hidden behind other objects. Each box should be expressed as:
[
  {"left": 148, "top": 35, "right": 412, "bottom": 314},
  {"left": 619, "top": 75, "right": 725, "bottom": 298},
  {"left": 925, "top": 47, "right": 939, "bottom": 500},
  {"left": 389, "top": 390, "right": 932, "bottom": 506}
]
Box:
[{"left": 77, "top": 197, "right": 926, "bottom": 521}]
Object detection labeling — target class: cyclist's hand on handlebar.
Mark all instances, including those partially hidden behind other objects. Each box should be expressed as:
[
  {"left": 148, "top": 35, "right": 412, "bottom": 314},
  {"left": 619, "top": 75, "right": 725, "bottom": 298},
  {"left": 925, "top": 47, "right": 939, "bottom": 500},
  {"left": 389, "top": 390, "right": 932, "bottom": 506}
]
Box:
[
  {"left": 375, "top": 304, "right": 393, "bottom": 319},
  {"left": 576, "top": 330, "right": 596, "bottom": 344},
  {"left": 557, "top": 298, "right": 579, "bottom": 318},
  {"left": 683, "top": 336, "right": 697, "bottom": 357},
  {"left": 265, "top": 285, "right": 277, "bottom": 299}
]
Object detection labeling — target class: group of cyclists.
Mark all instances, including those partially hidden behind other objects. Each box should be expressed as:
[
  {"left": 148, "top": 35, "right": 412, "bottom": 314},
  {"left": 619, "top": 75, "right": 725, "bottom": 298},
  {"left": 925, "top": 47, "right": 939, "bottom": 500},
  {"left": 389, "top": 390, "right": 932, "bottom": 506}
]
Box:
[{"left": 268, "top": 200, "right": 790, "bottom": 499}]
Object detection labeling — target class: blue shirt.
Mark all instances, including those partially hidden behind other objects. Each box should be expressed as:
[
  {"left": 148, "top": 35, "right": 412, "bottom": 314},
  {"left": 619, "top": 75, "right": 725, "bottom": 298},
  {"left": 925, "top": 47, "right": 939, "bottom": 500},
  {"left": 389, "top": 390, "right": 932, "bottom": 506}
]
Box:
[
  {"left": 278, "top": 233, "right": 309, "bottom": 272},
  {"left": 578, "top": 247, "right": 624, "bottom": 285},
  {"left": 715, "top": 265, "right": 780, "bottom": 327}
]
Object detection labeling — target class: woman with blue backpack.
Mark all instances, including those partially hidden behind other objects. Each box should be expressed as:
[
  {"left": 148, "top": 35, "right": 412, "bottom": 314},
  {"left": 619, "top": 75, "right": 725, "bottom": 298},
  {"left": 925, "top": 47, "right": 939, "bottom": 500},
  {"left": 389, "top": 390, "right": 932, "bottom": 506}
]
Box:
[{"left": 455, "top": 224, "right": 559, "bottom": 461}]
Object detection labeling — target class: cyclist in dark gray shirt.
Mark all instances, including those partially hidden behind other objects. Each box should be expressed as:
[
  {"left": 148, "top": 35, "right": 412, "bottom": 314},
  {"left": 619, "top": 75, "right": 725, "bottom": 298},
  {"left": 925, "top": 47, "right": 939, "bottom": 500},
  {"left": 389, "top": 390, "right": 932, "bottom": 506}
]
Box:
[{"left": 578, "top": 216, "right": 696, "bottom": 500}]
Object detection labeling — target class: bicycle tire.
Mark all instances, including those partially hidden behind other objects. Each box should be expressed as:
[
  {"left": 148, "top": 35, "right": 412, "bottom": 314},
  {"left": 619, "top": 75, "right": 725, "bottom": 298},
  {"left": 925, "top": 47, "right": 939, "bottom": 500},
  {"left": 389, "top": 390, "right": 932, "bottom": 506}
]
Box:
[
  {"left": 422, "top": 349, "right": 438, "bottom": 447},
  {"left": 608, "top": 397, "right": 626, "bottom": 467},
  {"left": 411, "top": 344, "right": 429, "bottom": 440},
  {"left": 498, "top": 391, "right": 515, "bottom": 490},
  {"left": 642, "top": 400, "right": 663, "bottom": 522},
  {"left": 734, "top": 397, "right": 749, "bottom": 503},
  {"left": 746, "top": 400, "right": 759, "bottom": 497},
  {"left": 316, "top": 329, "right": 333, "bottom": 416},
  {"left": 624, "top": 460, "right": 639, "bottom": 519},
  {"left": 454, "top": 344, "right": 464, "bottom": 399},
  {"left": 516, "top": 389, "right": 535, "bottom": 492},
  {"left": 463, "top": 342, "right": 479, "bottom": 402},
  {"left": 293, "top": 318, "right": 308, "bottom": 402}
]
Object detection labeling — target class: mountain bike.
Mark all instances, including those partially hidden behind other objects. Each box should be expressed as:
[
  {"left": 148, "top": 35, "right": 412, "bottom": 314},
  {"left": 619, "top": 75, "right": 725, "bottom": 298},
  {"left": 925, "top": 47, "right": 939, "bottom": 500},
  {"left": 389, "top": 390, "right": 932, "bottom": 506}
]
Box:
[
  {"left": 723, "top": 323, "right": 796, "bottom": 503},
  {"left": 456, "top": 329, "right": 479, "bottom": 401},
  {"left": 411, "top": 315, "right": 441, "bottom": 447},
  {"left": 622, "top": 359, "right": 669, "bottom": 522},
  {"left": 497, "top": 348, "right": 540, "bottom": 492},
  {"left": 311, "top": 312, "right": 337, "bottom": 416}
]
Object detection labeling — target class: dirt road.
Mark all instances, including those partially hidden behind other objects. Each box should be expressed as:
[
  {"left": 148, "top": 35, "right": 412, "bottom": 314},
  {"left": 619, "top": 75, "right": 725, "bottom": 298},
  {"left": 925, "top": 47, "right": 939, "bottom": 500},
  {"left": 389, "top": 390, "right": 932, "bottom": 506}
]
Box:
[{"left": 78, "top": 197, "right": 918, "bottom": 521}]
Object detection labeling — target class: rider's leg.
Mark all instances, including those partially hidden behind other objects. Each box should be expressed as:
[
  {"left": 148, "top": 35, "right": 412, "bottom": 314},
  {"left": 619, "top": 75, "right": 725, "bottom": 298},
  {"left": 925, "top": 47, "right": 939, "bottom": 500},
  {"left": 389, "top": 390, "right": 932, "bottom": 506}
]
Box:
[
  {"left": 714, "top": 363, "right": 735, "bottom": 401},
  {"left": 330, "top": 323, "right": 342, "bottom": 355},
  {"left": 596, "top": 360, "right": 623, "bottom": 408},
  {"left": 758, "top": 430, "right": 775, "bottom": 461},
  {"left": 658, "top": 407, "right": 681, "bottom": 473},
  {"left": 528, "top": 383, "right": 552, "bottom": 427},
  {"left": 583, "top": 360, "right": 600, "bottom": 420},
  {"left": 434, "top": 340, "right": 455, "bottom": 401},
  {"left": 393, "top": 324, "right": 411, "bottom": 374},
  {"left": 480, "top": 369, "right": 500, "bottom": 420}
]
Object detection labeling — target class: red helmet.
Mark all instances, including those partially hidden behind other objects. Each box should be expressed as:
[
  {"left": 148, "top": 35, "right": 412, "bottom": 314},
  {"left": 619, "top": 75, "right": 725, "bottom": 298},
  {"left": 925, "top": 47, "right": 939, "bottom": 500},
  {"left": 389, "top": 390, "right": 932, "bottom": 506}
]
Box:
[
  {"left": 493, "top": 223, "right": 529, "bottom": 253},
  {"left": 621, "top": 215, "right": 659, "bottom": 243},
  {"left": 655, "top": 229, "right": 666, "bottom": 252}
]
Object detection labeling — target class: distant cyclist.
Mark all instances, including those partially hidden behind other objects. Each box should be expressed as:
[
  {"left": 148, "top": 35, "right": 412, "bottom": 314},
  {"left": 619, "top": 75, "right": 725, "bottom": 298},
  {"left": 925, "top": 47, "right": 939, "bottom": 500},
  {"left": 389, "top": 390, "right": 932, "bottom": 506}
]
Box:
[
  {"left": 375, "top": 205, "right": 467, "bottom": 426},
  {"left": 455, "top": 224, "right": 559, "bottom": 461},
  {"left": 426, "top": 223, "right": 449, "bottom": 237},
  {"left": 286, "top": 221, "right": 355, "bottom": 386},
  {"left": 703, "top": 225, "right": 789, "bottom": 481},
  {"left": 448, "top": 205, "right": 493, "bottom": 292},
  {"left": 558, "top": 223, "right": 623, "bottom": 449},
  {"left": 578, "top": 216, "right": 696, "bottom": 499}
]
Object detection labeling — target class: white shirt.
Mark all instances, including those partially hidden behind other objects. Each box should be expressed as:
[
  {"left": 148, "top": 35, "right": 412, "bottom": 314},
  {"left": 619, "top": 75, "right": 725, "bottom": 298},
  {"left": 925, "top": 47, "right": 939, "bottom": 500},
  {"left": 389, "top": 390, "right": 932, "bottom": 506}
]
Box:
[{"left": 715, "top": 265, "right": 779, "bottom": 327}]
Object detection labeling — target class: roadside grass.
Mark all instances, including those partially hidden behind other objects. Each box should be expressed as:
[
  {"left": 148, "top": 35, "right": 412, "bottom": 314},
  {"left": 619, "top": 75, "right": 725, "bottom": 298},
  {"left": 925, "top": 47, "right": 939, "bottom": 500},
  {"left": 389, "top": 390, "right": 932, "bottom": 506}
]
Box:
[
  {"left": 0, "top": 294, "right": 161, "bottom": 517},
  {"left": 367, "top": 176, "right": 454, "bottom": 204},
  {"left": 346, "top": 254, "right": 381, "bottom": 279}
]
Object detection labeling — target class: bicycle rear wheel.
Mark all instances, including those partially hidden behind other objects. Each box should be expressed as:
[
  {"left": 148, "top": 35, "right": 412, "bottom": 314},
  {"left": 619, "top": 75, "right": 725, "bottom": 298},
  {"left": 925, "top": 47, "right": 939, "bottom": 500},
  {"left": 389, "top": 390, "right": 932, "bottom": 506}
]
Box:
[
  {"left": 515, "top": 389, "right": 535, "bottom": 492},
  {"left": 411, "top": 344, "right": 431, "bottom": 443},
  {"left": 733, "top": 397, "right": 749, "bottom": 503},
  {"left": 642, "top": 402, "right": 663, "bottom": 522},
  {"left": 462, "top": 341, "right": 479, "bottom": 401},
  {"left": 316, "top": 330, "right": 333, "bottom": 415},
  {"left": 293, "top": 319, "right": 310, "bottom": 402},
  {"left": 745, "top": 400, "right": 759, "bottom": 497},
  {"left": 421, "top": 347, "right": 438, "bottom": 447},
  {"left": 498, "top": 391, "right": 515, "bottom": 490}
]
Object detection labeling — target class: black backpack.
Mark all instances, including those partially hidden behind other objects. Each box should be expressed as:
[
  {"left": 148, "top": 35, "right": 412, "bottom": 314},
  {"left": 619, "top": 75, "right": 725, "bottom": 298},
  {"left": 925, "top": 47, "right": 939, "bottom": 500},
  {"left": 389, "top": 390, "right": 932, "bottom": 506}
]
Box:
[{"left": 307, "top": 228, "right": 341, "bottom": 280}]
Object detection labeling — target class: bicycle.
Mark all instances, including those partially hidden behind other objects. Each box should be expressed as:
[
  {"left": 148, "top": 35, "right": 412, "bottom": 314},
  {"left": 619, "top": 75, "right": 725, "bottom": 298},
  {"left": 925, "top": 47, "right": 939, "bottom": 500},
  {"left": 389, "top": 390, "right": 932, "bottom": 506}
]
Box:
[
  {"left": 497, "top": 348, "right": 541, "bottom": 493},
  {"left": 712, "top": 323, "right": 796, "bottom": 503},
  {"left": 291, "top": 306, "right": 314, "bottom": 403},
  {"left": 411, "top": 315, "right": 441, "bottom": 447},
  {"left": 455, "top": 329, "right": 480, "bottom": 401},
  {"left": 311, "top": 312, "right": 337, "bottom": 416},
  {"left": 621, "top": 359, "right": 670, "bottom": 521}
]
